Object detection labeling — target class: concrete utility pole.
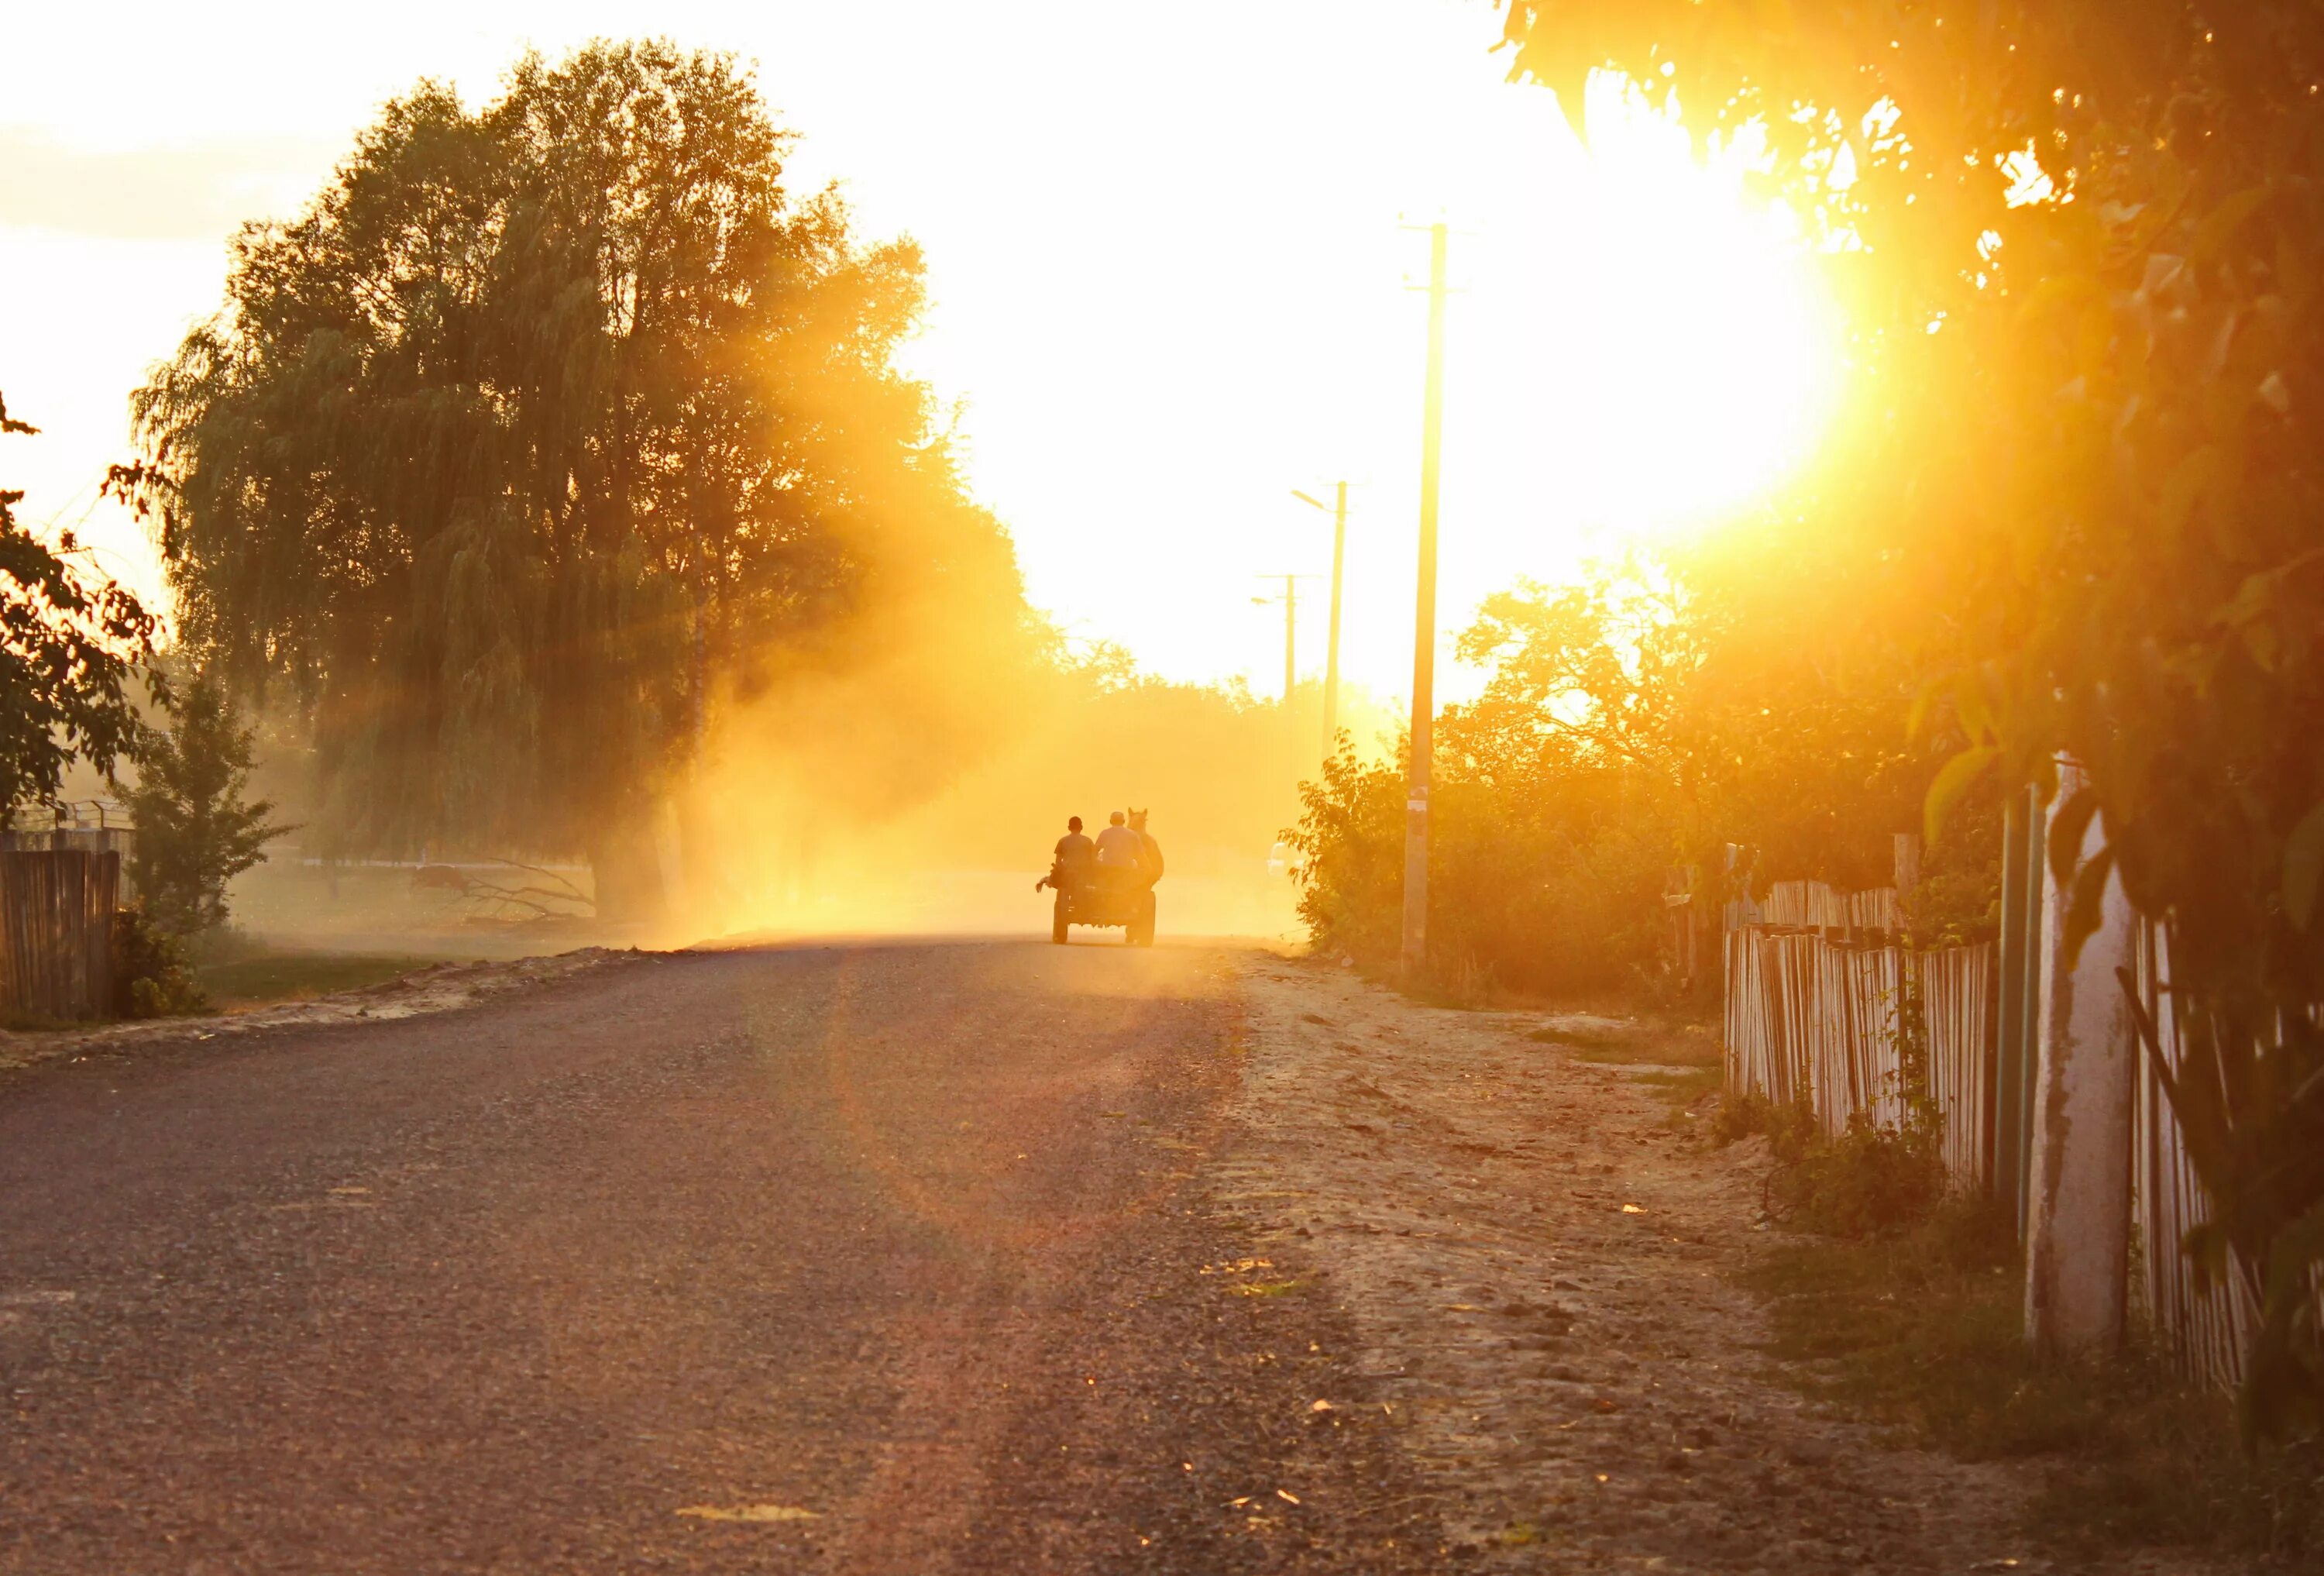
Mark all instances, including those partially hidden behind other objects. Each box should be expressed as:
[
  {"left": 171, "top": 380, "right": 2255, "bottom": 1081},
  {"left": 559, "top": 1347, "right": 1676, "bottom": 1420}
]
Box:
[
  {"left": 1292, "top": 483, "right": 1351, "bottom": 759},
  {"left": 1401, "top": 221, "right": 1449, "bottom": 982},
  {"left": 2024, "top": 759, "right": 2138, "bottom": 1357}
]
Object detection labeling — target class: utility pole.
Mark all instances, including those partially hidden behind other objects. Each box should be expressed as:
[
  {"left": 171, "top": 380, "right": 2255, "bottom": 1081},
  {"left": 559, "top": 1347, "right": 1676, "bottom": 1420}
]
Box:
[
  {"left": 1253, "top": 575, "right": 1320, "bottom": 714},
  {"left": 1292, "top": 482, "right": 1350, "bottom": 759},
  {"left": 1281, "top": 573, "right": 1297, "bottom": 707},
  {"left": 1402, "top": 220, "right": 1449, "bottom": 982}
]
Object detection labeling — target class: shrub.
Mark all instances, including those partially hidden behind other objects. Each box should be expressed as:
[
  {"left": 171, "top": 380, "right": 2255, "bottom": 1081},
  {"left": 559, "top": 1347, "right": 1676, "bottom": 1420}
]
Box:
[
  {"left": 124, "top": 670, "right": 284, "bottom": 938},
  {"left": 110, "top": 907, "right": 206, "bottom": 1019},
  {"left": 1709, "top": 1089, "right": 1820, "bottom": 1160},
  {"left": 1768, "top": 1114, "right": 1949, "bottom": 1239}
]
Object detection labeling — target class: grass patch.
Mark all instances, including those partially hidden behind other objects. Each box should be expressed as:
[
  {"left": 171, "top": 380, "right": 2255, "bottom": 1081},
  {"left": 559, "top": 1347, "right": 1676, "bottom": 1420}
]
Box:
[
  {"left": 1632, "top": 1064, "right": 1723, "bottom": 1110},
  {"left": 1747, "top": 1203, "right": 2324, "bottom": 1566},
  {"left": 0, "top": 1010, "right": 86, "bottom": 1034},
  {"left": 194, "top": 952, "right": 445, "bottom": 1010},
  {"left": 1527, "top": 1018, "right": 1721, "bottom": 1068}
]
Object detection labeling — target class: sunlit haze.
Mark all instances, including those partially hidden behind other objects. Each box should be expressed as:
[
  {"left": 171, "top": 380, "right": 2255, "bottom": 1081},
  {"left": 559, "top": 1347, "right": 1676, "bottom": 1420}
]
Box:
[{"left": 1, "top": 0, "right": 1839, "bottom": 705}]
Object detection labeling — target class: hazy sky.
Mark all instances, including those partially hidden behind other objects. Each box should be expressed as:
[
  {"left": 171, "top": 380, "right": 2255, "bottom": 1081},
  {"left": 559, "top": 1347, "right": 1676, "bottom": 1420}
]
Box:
[{"left": 0, "top": 0, "right": 1833, "bottom": 704}]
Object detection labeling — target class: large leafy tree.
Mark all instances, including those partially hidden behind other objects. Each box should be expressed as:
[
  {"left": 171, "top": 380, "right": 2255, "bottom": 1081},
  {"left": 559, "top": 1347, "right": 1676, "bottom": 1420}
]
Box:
[
  {"left": 1491, "top": 2, "right": 2324, "bottom": 1436},
  {"left": 127, "top": 41, "right": 1026, "bottom": 917},
  {"left": 0, "top": 393, "right": 159, "bottom": 821}
]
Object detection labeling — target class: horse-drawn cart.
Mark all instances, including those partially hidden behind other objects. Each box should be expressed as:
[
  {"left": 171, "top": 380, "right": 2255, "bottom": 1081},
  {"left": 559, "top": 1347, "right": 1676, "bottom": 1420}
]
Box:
[{"left": 1041, "top": 866, "right": 1157, "bottom": 946}]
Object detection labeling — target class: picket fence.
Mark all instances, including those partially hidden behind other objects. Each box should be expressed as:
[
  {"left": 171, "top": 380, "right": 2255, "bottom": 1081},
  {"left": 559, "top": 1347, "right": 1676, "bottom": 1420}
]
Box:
[
  {"left": 1724, "top": 923, "right": 1995, "bottom": 1189},
  {"left": 0, "top": 849, "right": 118, "bottom": 1020}
]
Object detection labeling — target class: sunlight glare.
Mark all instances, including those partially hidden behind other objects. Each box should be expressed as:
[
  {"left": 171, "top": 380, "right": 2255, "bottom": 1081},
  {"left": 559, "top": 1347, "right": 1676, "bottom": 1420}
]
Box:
[{"left": 1490, "top": 76, "right": 1840, "bottom": 561}]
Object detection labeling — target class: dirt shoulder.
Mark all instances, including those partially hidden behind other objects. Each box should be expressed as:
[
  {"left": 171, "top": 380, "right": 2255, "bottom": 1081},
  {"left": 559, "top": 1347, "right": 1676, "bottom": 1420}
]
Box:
[
  {"left": 0, "top": 946, "right": 640, "bottom": 1082},
  {"left": 1220, "top": 953, "right": 2213, "bottom": 1574}
]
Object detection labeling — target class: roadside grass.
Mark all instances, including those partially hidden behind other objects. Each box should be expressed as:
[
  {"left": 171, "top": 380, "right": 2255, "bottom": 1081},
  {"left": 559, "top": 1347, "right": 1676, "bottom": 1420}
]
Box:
[
  {"left": 1631, "top": 1064, "right": 1723, "bottom": 1113},
  {"left": 1519, "top": 1013, "right": 1724, "bottom": 1127},
  {"left": 1746, "top": 1208, "right": 2324, "bottom": 1567},
  {"left": 0, "top": 1010, "right": 84, "bottom": 1033},
  {"left": 1526, "top": 1017, "right": 1721, "bottom": 1068},
  {"left": 194, "top": 952, "right": 446, "bottom": 1010}
]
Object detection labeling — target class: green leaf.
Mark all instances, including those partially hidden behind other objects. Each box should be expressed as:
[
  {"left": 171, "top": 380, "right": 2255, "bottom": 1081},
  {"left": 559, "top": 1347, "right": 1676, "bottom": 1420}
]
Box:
[
  {"left": 2158, "top": 446, "right": 2221, "bottom": 542},
  {"left": 1905, "top": 673, "right": 1946, "bottom": 745},
  {"left": 2284, "top": 802, "right": 2324, "bottom": 931},
  {"left": 1923, "top": 745, "right": 1997, "bottom": 846},
  {"left": 2190, "top": 184, "right": 2273, "bottom": 264}
]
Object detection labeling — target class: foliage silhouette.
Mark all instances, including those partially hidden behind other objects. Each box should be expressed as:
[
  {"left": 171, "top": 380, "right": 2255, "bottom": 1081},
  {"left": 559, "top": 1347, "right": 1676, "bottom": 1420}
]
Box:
[
  {"left": 1493, "top": 0, "right": 2324, "bottom": 1443},
  {"left": 122, "top": 42, "right": 1026, "bottom": 917},
  {"left": 123, "top": 670, "right": 285, "bottom": 938},
  {"left": 0, "top": 391, "right": 160, "bottom": 821}
]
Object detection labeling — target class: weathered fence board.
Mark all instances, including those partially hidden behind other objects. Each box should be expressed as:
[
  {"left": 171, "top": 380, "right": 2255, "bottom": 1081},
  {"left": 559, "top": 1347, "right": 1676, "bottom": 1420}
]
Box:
[{"left": 0, "top": 850, "right": 117, "bottom": 1020}]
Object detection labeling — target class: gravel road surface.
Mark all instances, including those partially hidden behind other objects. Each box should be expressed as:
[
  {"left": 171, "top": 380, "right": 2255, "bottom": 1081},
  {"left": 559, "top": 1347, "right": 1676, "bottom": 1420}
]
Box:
[
  {"left": 0, "top": 941, "right": 1436, "bottom": 1574},
  {"left": 1, "top": 940, "right": 2204, "bottom": 1575}
]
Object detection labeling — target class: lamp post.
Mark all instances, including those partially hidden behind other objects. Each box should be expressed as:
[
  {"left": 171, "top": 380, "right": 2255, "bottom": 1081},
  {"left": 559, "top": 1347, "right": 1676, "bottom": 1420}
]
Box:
[{"left": 1291, "top": 483, "right": 1349, "bottom": 760}]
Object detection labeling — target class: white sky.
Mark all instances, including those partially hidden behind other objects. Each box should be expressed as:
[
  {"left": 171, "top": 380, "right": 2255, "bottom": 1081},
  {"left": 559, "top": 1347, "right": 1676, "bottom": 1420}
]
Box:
[{"left": 0, "top": 0, "right": 1834, "bottom": 705}]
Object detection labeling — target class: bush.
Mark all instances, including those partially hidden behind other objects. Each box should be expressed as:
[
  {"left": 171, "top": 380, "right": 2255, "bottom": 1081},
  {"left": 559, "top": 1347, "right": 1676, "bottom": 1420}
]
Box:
[
  {"left": 1286, "top": 742, "right": 1675, "bottom": 1000},
  {"left": 1768, "top": 1114, "right": 1949, "bottom": 1238},
  {"left": 1281, "top": 569, "right": 1973, "bottom": 1003},
  {"left": 1708, "top": 1090, "right": 1813, "bottom": 1157},
  {"left": 110, "top": 907, "right": 206, "bottom": 1019},
  {"left": 1714, "top": 1090, "right": 1952, "bottom": 1240},
  {"left": 123, "top": 670, "right": 284, "bottom": 938}
]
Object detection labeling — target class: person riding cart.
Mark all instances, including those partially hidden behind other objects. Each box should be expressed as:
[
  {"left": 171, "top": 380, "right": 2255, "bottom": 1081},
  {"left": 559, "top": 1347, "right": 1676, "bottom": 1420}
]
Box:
[{"left": 1037, "top": 809, "right": 1159, "bottom": 946}]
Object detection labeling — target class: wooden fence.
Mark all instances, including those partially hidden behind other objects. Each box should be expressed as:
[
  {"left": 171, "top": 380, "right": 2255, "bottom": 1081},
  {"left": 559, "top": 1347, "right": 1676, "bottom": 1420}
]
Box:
[
  {"left": 1727, "top": 835, "right": 2312, "bottom": 1395},
  {"left": 1724, "top": 924, "right": 1996, "bottom": 1190},
  {"left": 2127, "top": 920, "right": 2274, "bottom": 1392},
  {"left": 0, "top": 828, "right": 136, "bottom": 901},
  {"left": 0, "top": 850, "right": 118, "bottom": 1020}
]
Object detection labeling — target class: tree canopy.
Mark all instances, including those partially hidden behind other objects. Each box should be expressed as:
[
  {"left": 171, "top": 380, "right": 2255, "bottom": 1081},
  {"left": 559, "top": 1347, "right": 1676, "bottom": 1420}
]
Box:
[
  {"left": 127, "top": 41, "right": 1028, "bottom": 910},
  {"left": 0, "top": 393, "right": 159, "bottom": 822},
  {"left": 1494, "top": 0, "right": 2324, "bottom": 1440}
]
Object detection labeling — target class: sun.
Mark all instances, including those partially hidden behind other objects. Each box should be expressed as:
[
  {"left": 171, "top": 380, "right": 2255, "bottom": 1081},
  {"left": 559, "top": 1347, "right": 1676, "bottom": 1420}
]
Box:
[{"left": 1467, "top": 77, "right": 1841, "bottom": 565}]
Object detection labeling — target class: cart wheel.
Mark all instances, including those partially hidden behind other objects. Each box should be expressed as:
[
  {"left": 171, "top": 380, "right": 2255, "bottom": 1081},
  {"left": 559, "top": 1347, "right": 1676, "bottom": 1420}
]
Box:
[{"left": 1052, "top": 892, "right": 1070, "bottom": 945}]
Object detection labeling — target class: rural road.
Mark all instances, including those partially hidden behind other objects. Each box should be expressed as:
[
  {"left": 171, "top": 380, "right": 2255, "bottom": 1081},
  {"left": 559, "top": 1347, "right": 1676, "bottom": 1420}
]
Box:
[{"left": 0, "top": 941, "right": 1437, "bottom": 1574}]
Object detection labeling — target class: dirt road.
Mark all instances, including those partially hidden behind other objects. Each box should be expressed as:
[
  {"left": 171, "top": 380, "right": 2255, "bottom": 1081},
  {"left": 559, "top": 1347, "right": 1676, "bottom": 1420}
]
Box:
[{"left": 0, "top": 941, "right": 2143, "bottom": 1573}]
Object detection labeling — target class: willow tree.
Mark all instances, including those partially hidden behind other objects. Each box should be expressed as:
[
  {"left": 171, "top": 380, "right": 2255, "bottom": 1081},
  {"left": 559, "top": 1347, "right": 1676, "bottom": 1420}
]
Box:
[
  {"left": 1488, "top": 2, "right": 2324, "bottom": 1437},
  {"left": 129, "top": 41, "right": 1026, "bottom": 917}
]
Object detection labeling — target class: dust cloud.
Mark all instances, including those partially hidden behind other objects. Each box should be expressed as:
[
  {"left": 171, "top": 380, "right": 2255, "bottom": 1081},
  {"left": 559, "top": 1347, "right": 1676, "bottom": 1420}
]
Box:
[{"left": 677, "top": 654, "right": 1400, "bottom": 947}]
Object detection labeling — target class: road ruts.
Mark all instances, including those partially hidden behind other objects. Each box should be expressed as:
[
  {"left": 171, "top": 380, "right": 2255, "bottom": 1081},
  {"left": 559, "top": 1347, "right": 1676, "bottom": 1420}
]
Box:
[{"left": 0, "top": 941, "right": 1442, "bottom": 1574}]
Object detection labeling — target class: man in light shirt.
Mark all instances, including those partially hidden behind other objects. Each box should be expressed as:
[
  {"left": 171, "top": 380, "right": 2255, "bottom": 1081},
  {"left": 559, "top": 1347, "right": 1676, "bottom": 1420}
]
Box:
[{"left": 1094, "top": 810, "right": 1143, "bottom": 874}]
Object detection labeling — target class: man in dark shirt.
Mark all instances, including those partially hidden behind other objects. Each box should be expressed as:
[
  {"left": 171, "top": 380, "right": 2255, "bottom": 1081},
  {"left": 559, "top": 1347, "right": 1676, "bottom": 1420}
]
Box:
[{"left": 1040, "top": 815, "right": 1095, "bottom": 893}]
